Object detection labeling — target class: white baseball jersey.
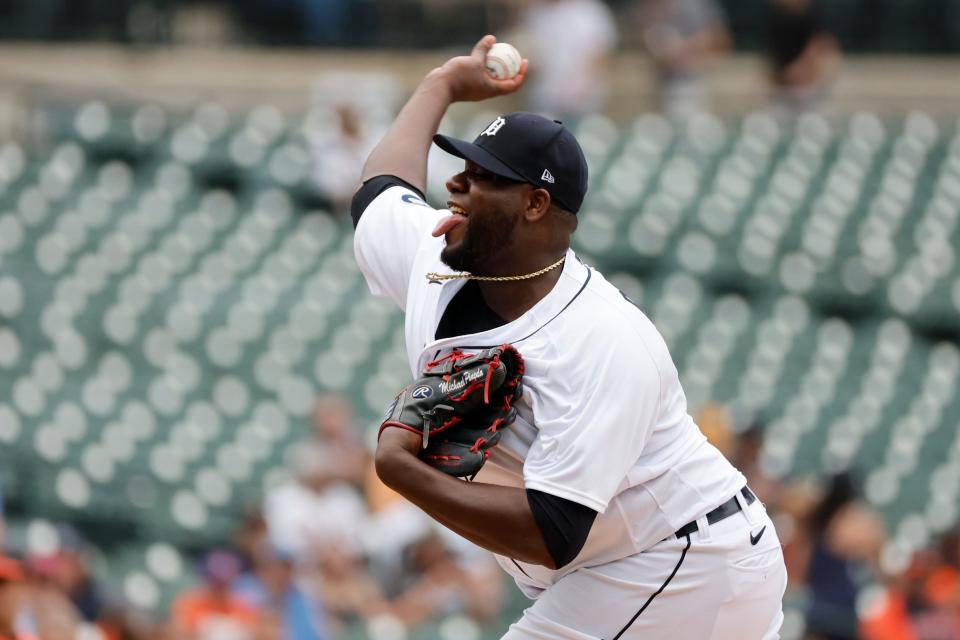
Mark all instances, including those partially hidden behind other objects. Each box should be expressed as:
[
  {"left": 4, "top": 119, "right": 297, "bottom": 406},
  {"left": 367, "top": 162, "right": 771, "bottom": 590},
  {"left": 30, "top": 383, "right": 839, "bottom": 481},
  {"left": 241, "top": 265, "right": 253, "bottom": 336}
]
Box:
[{"left": 354, "top": 185, "right": 747, "bottom": 599}]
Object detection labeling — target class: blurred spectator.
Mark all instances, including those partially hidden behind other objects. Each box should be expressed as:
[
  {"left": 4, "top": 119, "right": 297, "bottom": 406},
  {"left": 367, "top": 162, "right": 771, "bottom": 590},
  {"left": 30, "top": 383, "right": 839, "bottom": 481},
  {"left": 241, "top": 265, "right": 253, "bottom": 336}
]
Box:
[
  {"left": 97, "top": 607, "right": 163, "bottom": 640},
  {"left": 912, "top": 529, "right": 960, "bottom": 638},
  {"left": 516, "top": 0, "right": 618, "bottom": 124},
  {"left": 731, "top": 422, "right": 783, "bottom": 507},
  {"left": 429, "top": 528, "right": 504, "bottom": 624},
  {"left": 0, "top": 556, "right": 25, "bottom": 638},
  {"left": 801, "top": 473, "right": 886, "bottom": 639},
  {"left": 860, "top": 580, "right": 917, "bottom": 640},
  {"left": 234, "top": 545, "right": 330, "bottom": 640},
  {"left": 314, "top": 523, "right": 503, "bottom": 633},
  {"left": 235, "top": 0, "right": 353, "bottom": 46},
  {"left": 305, "top": 394, "right": 369, "bottom": 490},
  {"left": 264, "top": 396, "right": 368, "bottom": 562},
  {"left": 0, "top": 496, "right": 81, "bottom": 640},
  {"left": 766, "top": 0, "right": 841, "bottom": 113},
  {"left": 361, "top": 455, "right": 457, "bottom": 604},
  {"left": 771, "top": 477, "right": 821, "bottom": 589},
  {"left": 926, "top": 529, "right": 960, "bottom": 609},
  {"left": 314, "top": 543, "right": 389, "bottom": 631},
  {"left": 633, "top": 0, "right": 731, "bottom": 119},
  {"left": 693, "top": 402, "right": 735, "bottom": 458},
  {"left": 862, "top": 529, "right": 960, "bottom": 640},
  {"left": 364, "top": 453, "right": 405, "bottom": 517},
  {"left": 311, "top": 105, "right": 378, "bottom": 215},
  {"left": 298, "top": 0, "right": 352, "bottom": 45},
  {"left": 264, "top": 449, "right": 367, "bottom": 561},
  {"left": 171, "top": 550, "right": 259, "bottom": 639},
  {"left": 234, "top": 505, "right": 270, "bottom": 573},
  {"left": 43, "top": 526, "right": 107, "bottom": 626},
  {"left": 5, "top": 554, "right": 83, "bottom": 639},
  {"left": 0, "top": 484, "right": 5, "bottom": 552},
  {"left": 389, "top": 531, "right": 489, "bottom": 627}
]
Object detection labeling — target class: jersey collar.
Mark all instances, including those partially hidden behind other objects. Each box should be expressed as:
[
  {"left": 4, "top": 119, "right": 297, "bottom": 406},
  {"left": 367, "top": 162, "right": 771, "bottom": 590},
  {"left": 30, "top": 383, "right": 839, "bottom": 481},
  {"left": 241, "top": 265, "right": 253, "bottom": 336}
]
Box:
[{"left": 421, "top": 248, "right": 589, "bottom": 362}]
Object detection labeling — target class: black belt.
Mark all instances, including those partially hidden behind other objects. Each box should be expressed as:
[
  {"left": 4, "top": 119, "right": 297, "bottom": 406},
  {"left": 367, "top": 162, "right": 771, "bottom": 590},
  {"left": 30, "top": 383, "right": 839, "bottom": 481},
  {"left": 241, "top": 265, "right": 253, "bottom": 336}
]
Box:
[{"left": 674, "top": 487, "right": 756, "bottom": 539}]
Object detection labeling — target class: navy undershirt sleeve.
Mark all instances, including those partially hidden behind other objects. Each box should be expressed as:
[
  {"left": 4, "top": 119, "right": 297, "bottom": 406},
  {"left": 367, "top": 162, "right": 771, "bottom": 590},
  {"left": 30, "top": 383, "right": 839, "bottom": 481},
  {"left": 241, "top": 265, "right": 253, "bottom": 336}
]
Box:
[
  {"left": 526, "top": 489, "right": 598, "bottom": 569},
  {"left": 350, "top": 175, "right": 426, "bottom": 228}
]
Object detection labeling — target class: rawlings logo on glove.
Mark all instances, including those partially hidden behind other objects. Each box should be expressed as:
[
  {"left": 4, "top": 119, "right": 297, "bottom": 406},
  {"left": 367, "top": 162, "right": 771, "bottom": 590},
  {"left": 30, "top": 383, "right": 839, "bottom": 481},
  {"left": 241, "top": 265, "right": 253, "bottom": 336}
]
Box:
[{"left": 379, "top": 344, "right": 524, "bottom": 478}]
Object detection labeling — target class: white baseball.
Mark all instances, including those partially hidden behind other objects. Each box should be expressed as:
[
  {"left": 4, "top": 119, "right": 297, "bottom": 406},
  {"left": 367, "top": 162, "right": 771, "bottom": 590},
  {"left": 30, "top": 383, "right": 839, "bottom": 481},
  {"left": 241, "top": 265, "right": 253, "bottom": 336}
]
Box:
[{"left": 485, "top": 42, "right": 522, "bottom": 80}]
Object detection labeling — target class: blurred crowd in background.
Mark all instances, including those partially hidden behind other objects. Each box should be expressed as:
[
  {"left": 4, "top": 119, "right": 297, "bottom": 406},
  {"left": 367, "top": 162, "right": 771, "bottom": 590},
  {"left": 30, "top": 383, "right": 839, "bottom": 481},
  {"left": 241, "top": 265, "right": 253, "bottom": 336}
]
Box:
[
  {"left": 1, "top": 1, "right": 959, "bottom": 639},
  {"left": 0, "top": 394, "right": 504, "bottom": 639},
  {"left": 696, "top": 406, "right": 960, "bottom": 640},
  {"left": 2, "top": 0, "right": 960, "bottom": 52},
  {"left": 314, "top": 0, "right": 843, "bottom": 215},
  {"left": 5, "top": 399, "right": 960, "bottom": 638}
]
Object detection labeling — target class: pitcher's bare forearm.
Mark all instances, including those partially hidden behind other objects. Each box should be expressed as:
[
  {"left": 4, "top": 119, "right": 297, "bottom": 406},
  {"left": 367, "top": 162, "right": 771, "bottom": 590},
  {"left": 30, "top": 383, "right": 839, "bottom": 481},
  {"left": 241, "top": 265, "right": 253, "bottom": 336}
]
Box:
[
  {"left": 359, "top": 69, "right": 453, "bottom": 192},
  {"left": 375, "top": 428, "right": 555, "bottom": 568}
]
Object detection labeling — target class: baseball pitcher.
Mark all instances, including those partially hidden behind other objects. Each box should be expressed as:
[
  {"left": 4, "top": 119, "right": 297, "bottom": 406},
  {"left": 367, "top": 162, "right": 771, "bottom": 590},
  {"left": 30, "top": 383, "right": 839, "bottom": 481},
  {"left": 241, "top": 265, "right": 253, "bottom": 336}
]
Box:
[{"left": 351, "top": 35, "right": 787, "bottom": 639}]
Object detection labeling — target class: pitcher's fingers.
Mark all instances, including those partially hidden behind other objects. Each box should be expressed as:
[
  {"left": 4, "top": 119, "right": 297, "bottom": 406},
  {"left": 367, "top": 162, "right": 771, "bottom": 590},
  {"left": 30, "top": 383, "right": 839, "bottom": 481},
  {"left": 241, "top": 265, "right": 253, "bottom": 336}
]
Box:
[
  {"left": 516, "top": 58, "right": 530, "bottom": 82},
  {"left": 471, "top": 34, "right": 497, "bottom": 62},
  {"left": 489, "top": 58, "right": 529, "bottom": 93}
]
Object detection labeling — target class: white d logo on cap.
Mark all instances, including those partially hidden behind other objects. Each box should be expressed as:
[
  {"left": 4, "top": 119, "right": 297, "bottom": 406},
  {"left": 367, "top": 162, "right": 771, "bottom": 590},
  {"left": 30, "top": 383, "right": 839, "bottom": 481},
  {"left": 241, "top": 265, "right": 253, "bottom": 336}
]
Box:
[{"left": 481, "top": 116, "right": 506, "bottom": 137}]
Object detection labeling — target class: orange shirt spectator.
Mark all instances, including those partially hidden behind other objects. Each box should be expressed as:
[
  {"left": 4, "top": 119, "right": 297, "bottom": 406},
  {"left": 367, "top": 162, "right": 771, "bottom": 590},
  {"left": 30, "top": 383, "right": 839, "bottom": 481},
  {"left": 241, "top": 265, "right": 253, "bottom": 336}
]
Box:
[
  {"left": 925, "top": 565, "right": 960, "bottom": 606},
  {"left": 172, "top": 590, "right": 259, "bottom": 633},
  {"left": 172, "top": 550, "right": 260, "bottom": 639},
  {"left": 860, "top": 588, "right": 915, "bottom": 640}
]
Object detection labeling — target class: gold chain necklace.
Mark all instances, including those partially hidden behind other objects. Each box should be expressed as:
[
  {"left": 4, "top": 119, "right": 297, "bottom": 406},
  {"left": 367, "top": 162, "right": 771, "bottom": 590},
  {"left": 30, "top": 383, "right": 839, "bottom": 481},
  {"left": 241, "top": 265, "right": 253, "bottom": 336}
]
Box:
[{"left": 426, "top": 255, "right": 566, "bottom": 283}]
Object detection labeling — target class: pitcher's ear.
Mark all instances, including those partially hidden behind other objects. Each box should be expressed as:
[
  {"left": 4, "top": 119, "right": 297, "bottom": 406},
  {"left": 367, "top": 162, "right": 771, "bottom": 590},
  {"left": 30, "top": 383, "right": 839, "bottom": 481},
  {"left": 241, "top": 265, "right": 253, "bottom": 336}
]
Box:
[{"left": 524, "top": 188, "right": 552, "bottom": 222}]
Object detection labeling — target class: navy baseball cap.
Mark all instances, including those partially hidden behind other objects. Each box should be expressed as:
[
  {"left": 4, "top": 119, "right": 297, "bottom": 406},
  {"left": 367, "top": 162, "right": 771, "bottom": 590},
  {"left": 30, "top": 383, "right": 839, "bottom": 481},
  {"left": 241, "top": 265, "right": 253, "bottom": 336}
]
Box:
[{"left": 433, "top": 112, "right": 588, "bottom": 214}]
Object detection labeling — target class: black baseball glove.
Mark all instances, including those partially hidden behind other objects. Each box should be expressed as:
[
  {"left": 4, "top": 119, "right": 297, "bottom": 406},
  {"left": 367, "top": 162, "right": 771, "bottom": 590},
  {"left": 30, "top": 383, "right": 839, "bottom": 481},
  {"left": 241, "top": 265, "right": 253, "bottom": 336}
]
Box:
[{"left": 379, "top": 344, "right": 524, "bottom": 478}]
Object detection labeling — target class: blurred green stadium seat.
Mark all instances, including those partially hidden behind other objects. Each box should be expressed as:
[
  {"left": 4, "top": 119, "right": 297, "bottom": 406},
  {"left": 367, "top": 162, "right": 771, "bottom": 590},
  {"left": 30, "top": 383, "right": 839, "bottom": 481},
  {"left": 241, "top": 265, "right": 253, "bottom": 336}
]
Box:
[{"left": 2, "top": 103, "right": 959, "bottom": 624}]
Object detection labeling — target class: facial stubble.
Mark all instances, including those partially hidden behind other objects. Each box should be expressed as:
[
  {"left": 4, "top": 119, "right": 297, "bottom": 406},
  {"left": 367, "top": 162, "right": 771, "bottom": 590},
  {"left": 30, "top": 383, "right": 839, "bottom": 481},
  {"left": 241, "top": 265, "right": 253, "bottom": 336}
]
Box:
[{"left": 440, "top": 208, "right": 519, "bottom": 275}]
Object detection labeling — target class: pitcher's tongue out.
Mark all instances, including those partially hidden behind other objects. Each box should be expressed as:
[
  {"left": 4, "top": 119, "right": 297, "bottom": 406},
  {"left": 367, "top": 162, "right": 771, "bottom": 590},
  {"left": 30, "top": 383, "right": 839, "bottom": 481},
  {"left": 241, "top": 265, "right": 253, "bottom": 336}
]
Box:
[{"left": 432, "top": 213, "right": 466, "bottom": 237}]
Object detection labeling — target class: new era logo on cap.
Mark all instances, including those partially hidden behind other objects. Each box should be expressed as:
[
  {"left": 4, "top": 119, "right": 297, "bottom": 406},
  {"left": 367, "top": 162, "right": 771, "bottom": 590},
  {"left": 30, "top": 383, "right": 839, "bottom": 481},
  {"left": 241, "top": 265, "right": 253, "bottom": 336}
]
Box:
[{"left": 541, "top": 169, "right": 555, "bottom": 184}]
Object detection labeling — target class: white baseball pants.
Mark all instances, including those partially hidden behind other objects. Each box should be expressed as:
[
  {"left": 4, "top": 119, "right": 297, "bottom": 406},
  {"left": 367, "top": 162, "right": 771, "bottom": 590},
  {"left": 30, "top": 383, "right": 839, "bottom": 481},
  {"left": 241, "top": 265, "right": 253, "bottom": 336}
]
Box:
[{"left": 502, "top": 495, "right": 787, "bottom": 640}]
